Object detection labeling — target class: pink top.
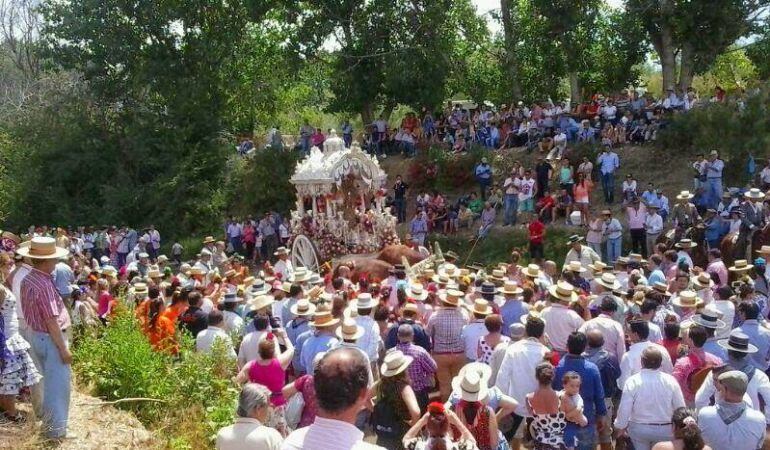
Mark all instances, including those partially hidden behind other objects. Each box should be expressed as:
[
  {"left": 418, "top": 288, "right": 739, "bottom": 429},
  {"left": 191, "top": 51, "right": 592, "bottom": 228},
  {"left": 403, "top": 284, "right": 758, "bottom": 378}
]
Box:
[
  {"left": 98, "top": 292, "right": 113, "bottom": 317},
  {"left": 673, "top": 349, "right": 722, "bottom": 403},
  {"left": 248, "top": 358, "right": 286, "bottom": 406},
  {"left": 707, "top": 260, "right": 729, "bottom": 288},
  {"left": 294, "top": 375, "right": 318, "bottom": 428}
]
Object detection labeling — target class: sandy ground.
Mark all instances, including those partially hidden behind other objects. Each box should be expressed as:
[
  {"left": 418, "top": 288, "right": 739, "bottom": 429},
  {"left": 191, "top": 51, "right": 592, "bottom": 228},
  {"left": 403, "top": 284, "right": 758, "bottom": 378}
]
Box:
[{"left": 1, "top": 386, "right": 153, "bottom": 450}]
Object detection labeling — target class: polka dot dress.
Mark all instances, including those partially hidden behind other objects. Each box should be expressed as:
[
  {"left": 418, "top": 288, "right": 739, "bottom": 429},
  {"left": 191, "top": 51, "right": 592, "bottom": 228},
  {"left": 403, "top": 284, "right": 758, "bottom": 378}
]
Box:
[{"left": 0, "top": 287, "right": 42, "bottom": 396}]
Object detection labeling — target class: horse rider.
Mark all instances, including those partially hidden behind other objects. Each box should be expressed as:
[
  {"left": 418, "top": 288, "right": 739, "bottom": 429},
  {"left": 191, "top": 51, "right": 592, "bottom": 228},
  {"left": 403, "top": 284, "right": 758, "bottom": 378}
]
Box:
[
  {"left": 735, "top": 188, "right": 766, "bottom": 260},
  {"left": 671, "top": 190, "right": 701, "bottom": 242}
]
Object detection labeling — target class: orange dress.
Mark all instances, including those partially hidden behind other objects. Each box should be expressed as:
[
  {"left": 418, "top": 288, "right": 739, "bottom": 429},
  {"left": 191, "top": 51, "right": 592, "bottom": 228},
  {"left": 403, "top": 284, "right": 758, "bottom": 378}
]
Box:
[
  {"left": 135, "top": 299, "right": 150, "bottom": 331},
  {"left": 145, "top": 315, "right": 178, "bottom": 354}
]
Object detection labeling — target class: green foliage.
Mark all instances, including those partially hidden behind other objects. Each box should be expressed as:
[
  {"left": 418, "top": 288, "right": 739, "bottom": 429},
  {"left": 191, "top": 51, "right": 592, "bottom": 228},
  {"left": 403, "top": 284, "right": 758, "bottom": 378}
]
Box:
[
  {"left": 693, "top": 49, "right": 759, "bottom": 93},
  {"left": 655, "top": 85, "right": 770, "bottom": 183},
  {"left": 406, "top": 145, "right": 487, "bottom": 192},
  {"left": 74, "top": 311, "right": 239, "bottom": 449},
  {"left": 223, "top": 148, "right": 300, "bottom": 218}
]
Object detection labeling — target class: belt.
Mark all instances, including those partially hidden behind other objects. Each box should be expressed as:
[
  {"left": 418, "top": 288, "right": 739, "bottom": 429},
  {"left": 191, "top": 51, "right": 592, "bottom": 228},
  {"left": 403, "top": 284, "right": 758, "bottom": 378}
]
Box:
[
  {"left": 636, "top": 422, "right": 671, "bottom": 426},
  {"left": 432, "top": 351, "right": 464, "bottom": 355}
]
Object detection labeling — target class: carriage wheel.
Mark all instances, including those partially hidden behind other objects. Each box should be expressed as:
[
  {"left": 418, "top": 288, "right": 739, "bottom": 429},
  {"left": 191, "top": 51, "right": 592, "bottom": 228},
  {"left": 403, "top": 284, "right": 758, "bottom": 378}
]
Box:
[{"left": 291, "top": 234, "right": 321, "bottom": 273}]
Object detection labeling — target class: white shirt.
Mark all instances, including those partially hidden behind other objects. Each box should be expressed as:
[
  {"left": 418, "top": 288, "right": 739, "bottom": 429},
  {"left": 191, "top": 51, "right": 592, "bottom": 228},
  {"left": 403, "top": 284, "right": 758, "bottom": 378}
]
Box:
[
  {"left": 676, "top": 250, "right": 693, "bottom": 269},
  {"left": 618, "top": 341, "right": 673, "bottom": 389},
  {"left": 614, "top": 369, "right": 685, "bottom": 428},
  {"left": 541, "top": 304, "right": 585, "bottom": 352},
  {"left": 223, "top": 310, "right": 245, "bottom": 335},
  {"left": 761, "top": 167, "right": 770, "bottom": 184},
  {"left": 698, "top": 403, "right": 766, "bottom": 450},
  {"left": 216, "top": 417, "right": 283, "bottom": 450},
  {"left": 496, "top": 338, "right": 550, "bottom": 417},
  {"left": 518, "top": 178, "right": 536, "bottom": 201},
  {"left": 201, "top": 296, "right": 215, "bottom": 314},
  {"left": 695, "top": 366, "right": 770, "bottom": 424},
  {"left": 354, "top": 315, "right": 382, "bottom": 361},
  {"left": 713, "top": 299, "right": 735, "bottom": 339},
  {"left": 196, "top": 326, "right": 236, "bottom": 359},
  {"left": 282, "top": 416, "right": 385, "bottom": 450},
  {"left": 238, "top": 330, "right": 268, "bottom": 368},
  {"left": 11, "top": 263, "right": 32, "bottom": 323},
  {"left": 645, "top": 213, "right": 663, "bottom": 234},
  {"left": 274, "top": 259, "right": 294, "bottom": 281},
  {"left": 563, "top": 246, "right": 601, "bottom": 278},
  {"left": 460, "top": 321, "right": 488, "bottom": 361},
  {"left": 579, "top": 314, "right": 626, "bottom": 359}
]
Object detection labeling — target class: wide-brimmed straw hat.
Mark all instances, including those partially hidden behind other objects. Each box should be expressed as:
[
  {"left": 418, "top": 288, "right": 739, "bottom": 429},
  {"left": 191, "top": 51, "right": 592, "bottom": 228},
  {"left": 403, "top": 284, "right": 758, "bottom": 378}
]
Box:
[
  {"left": 247, "top": 294, "right": 274, "bottom": 311},
  {"left": 499, "top": 280, "right": 523, "bottom": 295},
  {"left": 691, "top": 307, "right": 726, "bottom": 329},
  {"left": 438, "top": 289, "right": 464, "bottom": 307},
  {"left": 675, "top": 239, "right": 698, "bottom": 249},
  {"left": 458, "top": 361, "right": 492, "bottom": 383},
  {"left": 409, "top": 284, "right": 429, "bottom": 301},
  {"left": 522, "top": 263, "right": 542, "bottom": 278},
  {"left": 718, "top": 330, "right": 758, "bottom": 353},
  {"left": 336, "top": 318, "right": 364, "bottom": 341},
  {"left": 651, "top": 282, "right": 672, "bottom": 297},
  {"left": 729, "top": 259, "right": 754, "bottom": 272},
  {"left": 451, "top": 370, "right": 489, "bottom": 402},
  {"left": 756, "top": 245, "right": 770, "bottom": 256},
  {"left": 521, "top": 310, "right": 544, "bottom": 325},
  {"left": 355, "top": 293, "right": 376, "bottom": 310},
  {"left": 202, "top": 236, "right": 216, "bottom": 244},
  {"left": 147, "top": 267, "right": 162, "bottom": 279},
  {"left": 290, "top": 298, "right": 317, "bottom": 317},
  {"left": 470, "top": 299, "right": 492, "bottom": 316},
  {"left": 380, "top": 350, "right": 414, "bottom": 377},
  {"left": 489, "top": 269, "right": 506, "bottom": 283},
  {"left": 16, "top": 237, "right": 69, "bottom": 260},
  {"left": 671, "top": 290, "right": 704, "bottom": 308},
  {"left": 595, "top": 273, "right": 621, "bottom": 290},
  {"left": 691, "top": 272, "right": 715, "bottom": 290},
  {"left": 248, "top": 279, "right": 271, "bottom": 297},
  {"left": 133, "top": 282, "right": 148, "bottom": 295},
  {"left": 745, "top": 188, "right": 766, "bottom": 199},
  {"left": 676, "top": 190, "right": 695, "bottom": 200},
  {"left": 548, "top": 281, "right": 577, "bottom": 303},
  {"left": 274, "top": 246, "right": 289, "bottom": 256},
  {"left": 221, "top": 291, "right": 244, "bottom": 304},
  {"left": 310, "top": 311, "right": 340, "bottom": 328},
  {"left": 565, "top": 261, "right": 586, "bottom": 273},
  {"left": 588, "top": 261, "right": 608, "bottom": 273},
  {"left": 290, "top": 268, "right": 312, "bottom": 283},
  {"left": 438, "top": 264, "right": 460, "bottom": 279},
  {"left": 566, "top": 235, "right": 584, "bottom": 246}
]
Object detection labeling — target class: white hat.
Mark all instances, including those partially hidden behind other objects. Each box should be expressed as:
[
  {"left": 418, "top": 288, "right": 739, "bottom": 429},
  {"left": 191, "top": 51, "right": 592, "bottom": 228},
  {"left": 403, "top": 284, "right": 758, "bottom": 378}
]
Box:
[
  {"left": 335, "top": 318, "right": 364, "bottom": 341},
  {"left": 16, "top": 237, "right": 68, "bottom": 260},
  {"left": 595, "top": 273, "right": 621, "bottom": 291},
  {"left": 380, "top": 350, "right": 414, "bottom": 377},
  {"left": 451, "top": 369, "right": 489, "bottom": 402},
  {"left": 290, "top": 299, "right": 317, "bottom": 317},
  {"left": 548, "top": 281, "right": 577, "bottom": 303},
  {"left": 356, "top": 293, "right": 376, "bottom": 310},
  {"left": 246, "top": 294, "right": 275, "bottom": 311},
  {"left": 408, "top": 284, "right": 429, "bottom": 301}
]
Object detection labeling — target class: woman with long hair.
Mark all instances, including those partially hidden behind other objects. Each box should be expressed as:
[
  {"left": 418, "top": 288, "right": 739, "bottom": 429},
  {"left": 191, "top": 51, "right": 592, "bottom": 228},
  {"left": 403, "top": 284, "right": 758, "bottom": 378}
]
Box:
[
  {"left": 373, "top": 350, "right": 421, "bottom": 450},
  {"left": 652, "top": 407, "right": 711, "bottom": 450},
  {"left": 143, "top": 297, "right": 177, "bottom": 354},
  {"left": 0, "top": 252, "right": 42, "bottom": 422},
  {"left": 573, "top": 172, "right": 593, "bottom": 226},
  {"left": 453, "top": 368, "right": 508, "bottom": 450}
]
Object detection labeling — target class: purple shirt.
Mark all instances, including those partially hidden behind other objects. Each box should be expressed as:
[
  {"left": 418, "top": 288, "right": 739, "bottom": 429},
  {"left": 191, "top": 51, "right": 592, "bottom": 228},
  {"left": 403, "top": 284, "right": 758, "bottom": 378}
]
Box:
[{"left": 396, "top": 342, "right": 437, "bottom": 392}]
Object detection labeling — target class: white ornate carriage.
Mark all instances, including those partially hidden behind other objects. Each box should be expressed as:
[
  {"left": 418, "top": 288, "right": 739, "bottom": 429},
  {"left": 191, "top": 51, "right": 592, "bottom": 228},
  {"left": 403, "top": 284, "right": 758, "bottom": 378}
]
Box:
[{"left": 288, "top": 134, "right": 400, "bottom": 272}]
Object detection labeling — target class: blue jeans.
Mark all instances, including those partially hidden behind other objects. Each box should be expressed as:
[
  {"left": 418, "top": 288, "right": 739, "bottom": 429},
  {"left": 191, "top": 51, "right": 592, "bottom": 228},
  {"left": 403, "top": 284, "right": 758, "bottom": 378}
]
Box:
[
  {"left": 394, "top": 198, "right": 406, "bottom": 223},
  {"left": 575, "top": 422, "right": 598, "bottom": 450},
  {"left": 403, "top": 141, "right": 416, "bottom": 157},
  {"left": 601, "top": 172, "right": 615, "bottom": 203},
  {"left": 343, "top": 134, "right": 352, "bottom": 148},
  {"left": 607, "top": 237, "right": 622, "bottom": 264},
  {"left": 707, "top": 177, "right": 722, "bottom": 209},
  {"left": 30, "top": 331, "right": 71, "bottom": 438},
  {"left": 504, "top": 194, "right": 518, "bottom": 225},
  {"left": 588, "top": 242, "right": 605, "bottom": 263},
  {"left": 300, "top": 136, "right": 311, "bottom": 156}
]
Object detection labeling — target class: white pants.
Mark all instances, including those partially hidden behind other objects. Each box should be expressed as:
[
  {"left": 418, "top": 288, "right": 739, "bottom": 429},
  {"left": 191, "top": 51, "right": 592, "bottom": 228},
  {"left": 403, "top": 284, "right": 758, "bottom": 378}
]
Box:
[{"left": 628, "top": 422, "right": 673, "bottom": 450}]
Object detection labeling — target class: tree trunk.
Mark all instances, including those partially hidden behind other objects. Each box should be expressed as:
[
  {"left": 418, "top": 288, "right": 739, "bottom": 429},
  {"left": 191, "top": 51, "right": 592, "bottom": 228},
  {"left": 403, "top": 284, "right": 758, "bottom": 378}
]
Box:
[
  {"left": 659, "top": 24, "right": 676, "bottom": 93},
  {"left": 568, "top": 71, "right": 581, "bottom": 104},
  {"left": 678, "top": 41, "right": 695, "bottom": 92},
  {"left": 361, "top": 103, "right": 374, "bottom": 126},
  {"left": 500, "top": 0, "right": 523, "bottom": 101},
  {"left": 382, "top": 102, "right": 396, "bottom": 122}
]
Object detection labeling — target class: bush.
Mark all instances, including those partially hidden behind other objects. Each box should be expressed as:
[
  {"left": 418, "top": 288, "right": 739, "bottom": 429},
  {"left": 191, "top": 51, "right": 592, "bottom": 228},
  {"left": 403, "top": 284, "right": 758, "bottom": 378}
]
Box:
[
  {"left": 406, "top": 145, "right": 488, "bottom": 193},
  {"left": 74, "top": 311, "right": 239, "bottom": 450}
]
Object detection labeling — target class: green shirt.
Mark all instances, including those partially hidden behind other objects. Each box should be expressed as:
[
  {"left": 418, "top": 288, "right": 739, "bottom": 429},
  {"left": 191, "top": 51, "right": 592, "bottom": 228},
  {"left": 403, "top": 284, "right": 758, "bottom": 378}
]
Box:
[{"left": 469, "top": 199, "right": 484, "bottom": 214}]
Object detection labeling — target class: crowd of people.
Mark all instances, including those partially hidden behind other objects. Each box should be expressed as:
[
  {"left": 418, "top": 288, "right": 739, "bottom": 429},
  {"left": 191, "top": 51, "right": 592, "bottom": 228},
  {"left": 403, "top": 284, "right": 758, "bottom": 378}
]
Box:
[{"left": 3, "top": 213, "right": 770, "bottom": 450}]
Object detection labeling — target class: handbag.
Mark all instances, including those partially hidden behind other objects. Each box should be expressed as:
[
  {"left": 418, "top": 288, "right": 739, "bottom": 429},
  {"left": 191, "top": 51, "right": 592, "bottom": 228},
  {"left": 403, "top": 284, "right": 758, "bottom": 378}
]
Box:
[{"left": 284, "top": 392, "right": 305, "bottom": 430}]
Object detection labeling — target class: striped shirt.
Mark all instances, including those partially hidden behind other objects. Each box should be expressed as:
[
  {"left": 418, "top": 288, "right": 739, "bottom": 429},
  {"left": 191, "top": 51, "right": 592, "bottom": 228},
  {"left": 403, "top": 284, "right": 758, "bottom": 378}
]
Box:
[
  {"left": 396, "top": 342, "right": 437, "bottom": 392},
  {"left": 20, "top": 267, "right": 71, "bottom": 333},
  {"left": 426, "top": 307, "right": 467, "bottom": 353}
]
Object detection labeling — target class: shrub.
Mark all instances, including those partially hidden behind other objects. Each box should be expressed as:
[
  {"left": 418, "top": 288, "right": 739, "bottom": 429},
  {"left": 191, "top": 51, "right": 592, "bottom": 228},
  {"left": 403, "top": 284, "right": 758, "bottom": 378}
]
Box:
[
  {"left": 406, "top": 144, "right": 488, "bottom": 193},
  {"left": 74, "top": 311, "right": 239, "bottom": 450}
]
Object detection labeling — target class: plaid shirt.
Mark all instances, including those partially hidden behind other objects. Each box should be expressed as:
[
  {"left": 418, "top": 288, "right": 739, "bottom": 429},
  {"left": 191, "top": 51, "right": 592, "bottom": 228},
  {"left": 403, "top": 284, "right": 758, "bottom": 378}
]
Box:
[
  {"left": 426, "top": 307, "right": 466, "bottom": 353},
  {"left": 20, "top": 267, "right": 71, "bottom": 333},
  {"left": 396, "top": 342, "right": 437, "bottom": 392}
]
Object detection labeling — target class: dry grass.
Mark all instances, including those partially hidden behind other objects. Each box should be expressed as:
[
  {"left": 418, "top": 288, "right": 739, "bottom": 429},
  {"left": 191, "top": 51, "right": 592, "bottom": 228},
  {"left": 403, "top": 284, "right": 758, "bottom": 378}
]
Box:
[{"left": 0, "top": 385, "right": 154, "bottom": 450}]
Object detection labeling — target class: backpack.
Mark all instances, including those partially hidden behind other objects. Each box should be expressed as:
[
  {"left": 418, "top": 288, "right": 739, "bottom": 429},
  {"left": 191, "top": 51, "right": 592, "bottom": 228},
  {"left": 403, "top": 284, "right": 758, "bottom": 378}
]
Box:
[{"left": 371, "top": 398, "right": 408, "bottom": 440}]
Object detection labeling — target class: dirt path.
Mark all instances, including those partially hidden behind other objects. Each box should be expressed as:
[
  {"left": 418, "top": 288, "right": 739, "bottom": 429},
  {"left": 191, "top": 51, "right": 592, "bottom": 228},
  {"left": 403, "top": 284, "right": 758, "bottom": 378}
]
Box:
[{"left": 1, "top": 387, "right": 154, "bottom": 449}]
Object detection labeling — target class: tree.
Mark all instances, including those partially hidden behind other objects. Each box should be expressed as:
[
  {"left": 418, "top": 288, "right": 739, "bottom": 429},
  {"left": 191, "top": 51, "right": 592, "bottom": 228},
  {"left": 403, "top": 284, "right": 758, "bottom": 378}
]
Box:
[{"left": 499, "top": 0, "right": 523, "bottom": 100}]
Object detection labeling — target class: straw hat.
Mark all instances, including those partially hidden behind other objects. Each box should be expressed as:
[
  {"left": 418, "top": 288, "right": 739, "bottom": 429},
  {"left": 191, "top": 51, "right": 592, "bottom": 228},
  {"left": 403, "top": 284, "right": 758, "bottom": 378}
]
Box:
[
  {"left": 522, "top": 263, "right": 542, "bottom": 278},
  {"left": 380, "top": 350, "right": 414, "bottom": 377},
  {"left": 718, "top": 330, "right": 759, "bottom": 353},
  {"left": 651, "top": 281, "right": 672, "bottom": 297},
  {"left": 147, "top": 267, "right": 162, "bottom": 279},
  {"left": 402, "top": 303, "right": 420, "bottom": 316},
  {"left": 356, "top": 293, "right": 376, "bottom": 310},
  {"left": 548, "top": 281, "right": 577, "bottom": 303},
  {"left": 671, "top": 290, "right": 704, "bottom": 309},
  {"left": 247, "top": 294, "right": 275, "bottom": 312},
  {"left": 274, "top": 246, "right": 289, "bottom": 256},
  {"left": 16, "top": 237, "right": 69, "bottom": 260},
  {"left": 248, "top": 279, "right": 271, "bottom": 297},
  {"left": 566, "top": 235, "right": 584, "bottom": 246},
  {"left": 595, "top": 273, "right": 621, "bottom": 291},
  {"left": 133, "top": 282, "right": 148, "bottom": 295},
  {"left": 628, "top": 253, "right": 646, "bottom": 264},
  {"left": 676, "top": 190, "right": 695, "bottom": 200},
  {"left": 432, "top": 274, "right": 452, "bottom": 284},
  {"left": 335, "top": 318, "right": 364, "bottom": 341},
  {"left": 744, "top": 188, "right": 766, "bottom": 200},
  {"left": 290, "top": 268, "right": 312, "bottom": 283},
  {"left": 691, "top": 272, "right": 714, "bottom": 290},
  {"left": 691, "top": 307, "right": 726, "bottom": 329},
  {"left": 520, "top": 310, "right": 544, "bottom": 325},
  {"left": 290, "top": 298, "right": 317, "bottom": 317},
  {"left": 451, "top": 370, "right": 489, "bottom": 402},
  {"left": 101, "top": 265, "right": 118, "bottom": 278},
  {"left": 756, "top": 245, "right": 770, "bottom": 256},
  {"left": 408, "top": 284, "right": 429, "bottom": 301},
  {"left": 675, "top": 239, "right": 698, "bottom": 249},
  {"left": 499, "top": 280, "right": 523, "bottom": 296},
  {"left": 470, "top": 299, "right": 492, "bottom": 316},
  {"left": 310, "top": 311, "right": 340, "bottom": 328},
  {"left": 565, "top": 261, "right": 586, "bottom": 273},
  {"left": 588, "top": 261, "right": 608, "bottom": 273},
  {"left": 422, "top": 268, "right": 436, "bottom": 279},
  {"left": 728, "top": 259, "right": 754, "bottom": 272},
  {"left": 224, "top": 269, "right": 237, "bottom": 279},
  {"left": 489, "top": 269, "right": 506, "bottom": 283},
  {"left": 438, "top": 264, "right": 460, "bottom": 279},
  {"left": 221, "top": 291, "right": 244, "bottom": 304},
  {"left": 438, "top": 289, "right": 464, "bottom": 307}
]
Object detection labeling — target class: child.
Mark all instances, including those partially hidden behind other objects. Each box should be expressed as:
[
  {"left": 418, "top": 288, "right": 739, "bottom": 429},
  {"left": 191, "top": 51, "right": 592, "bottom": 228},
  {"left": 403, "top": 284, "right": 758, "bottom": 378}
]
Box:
[{"left": 561, "top": 371, "right": 588, "bottom": 450}]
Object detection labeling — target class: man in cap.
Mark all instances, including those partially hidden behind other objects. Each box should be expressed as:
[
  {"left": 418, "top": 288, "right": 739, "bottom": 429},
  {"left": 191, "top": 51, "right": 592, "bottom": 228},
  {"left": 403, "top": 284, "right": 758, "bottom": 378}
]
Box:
[
  {"left": 736, "top": 188, "right": 766, "bottom": 260},
  {"left": 273, "top": 246, "right": 293, "bottom": 281},
  {"left": 614, "top": 346, "right": 685, "bottom": 450},
  {"left": 564, "top": 235, "right": 601, "bottom": 278},
  {"left": 703, "top": 208, "right": 725, "bottom": 249},
  {"left": 296, "top": 311, "right": 339, "bottom": 376},
  {"left": 698, "top": 370, "right": 766, "bottom": 450},
  {"left": 694, "top": 306, "right": 728, "bottom": 360},
  {"left": 499, "top": 280, "right": 529, "bottom": 335},
  {"left": 541, "top": 281, "right": 585, "bottom": 353},
  {"left": 671, "top": 190, "right": 701, "bottom": 237},
  {"left": 353, "top": 293, "right": 382, "bottom": 371}
]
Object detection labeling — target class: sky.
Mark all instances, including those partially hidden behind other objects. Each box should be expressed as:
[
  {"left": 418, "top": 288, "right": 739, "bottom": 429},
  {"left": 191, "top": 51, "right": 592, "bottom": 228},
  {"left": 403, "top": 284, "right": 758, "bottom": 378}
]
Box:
[{"left": 472, "top": 0, "right": 625, "bottom": 34}]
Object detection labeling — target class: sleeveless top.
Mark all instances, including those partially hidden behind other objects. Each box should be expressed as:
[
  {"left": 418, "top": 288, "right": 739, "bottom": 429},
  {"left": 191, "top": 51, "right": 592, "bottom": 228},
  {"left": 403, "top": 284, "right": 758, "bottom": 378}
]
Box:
[
  {"left": 527, "top": 396, "right": 567, "bottom": 448},
  {"left": 248, "top": 358, "right": 286, "bottom": 406},
  {"left": 479, "top": 336, "right": 509, "bottom": 365},
  {"left": 462, "top": 405, "right": 492, "bottom": 450}
]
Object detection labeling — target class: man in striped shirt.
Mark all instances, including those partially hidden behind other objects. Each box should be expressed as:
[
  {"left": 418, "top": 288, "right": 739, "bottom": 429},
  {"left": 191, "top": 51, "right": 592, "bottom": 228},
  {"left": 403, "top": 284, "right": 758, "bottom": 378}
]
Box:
[
  {"left": 18, "top": 237, "right": 72, "bottom": 439},
  {"left": 426, "top": 289, "right": 468, "bottom": 401}
]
